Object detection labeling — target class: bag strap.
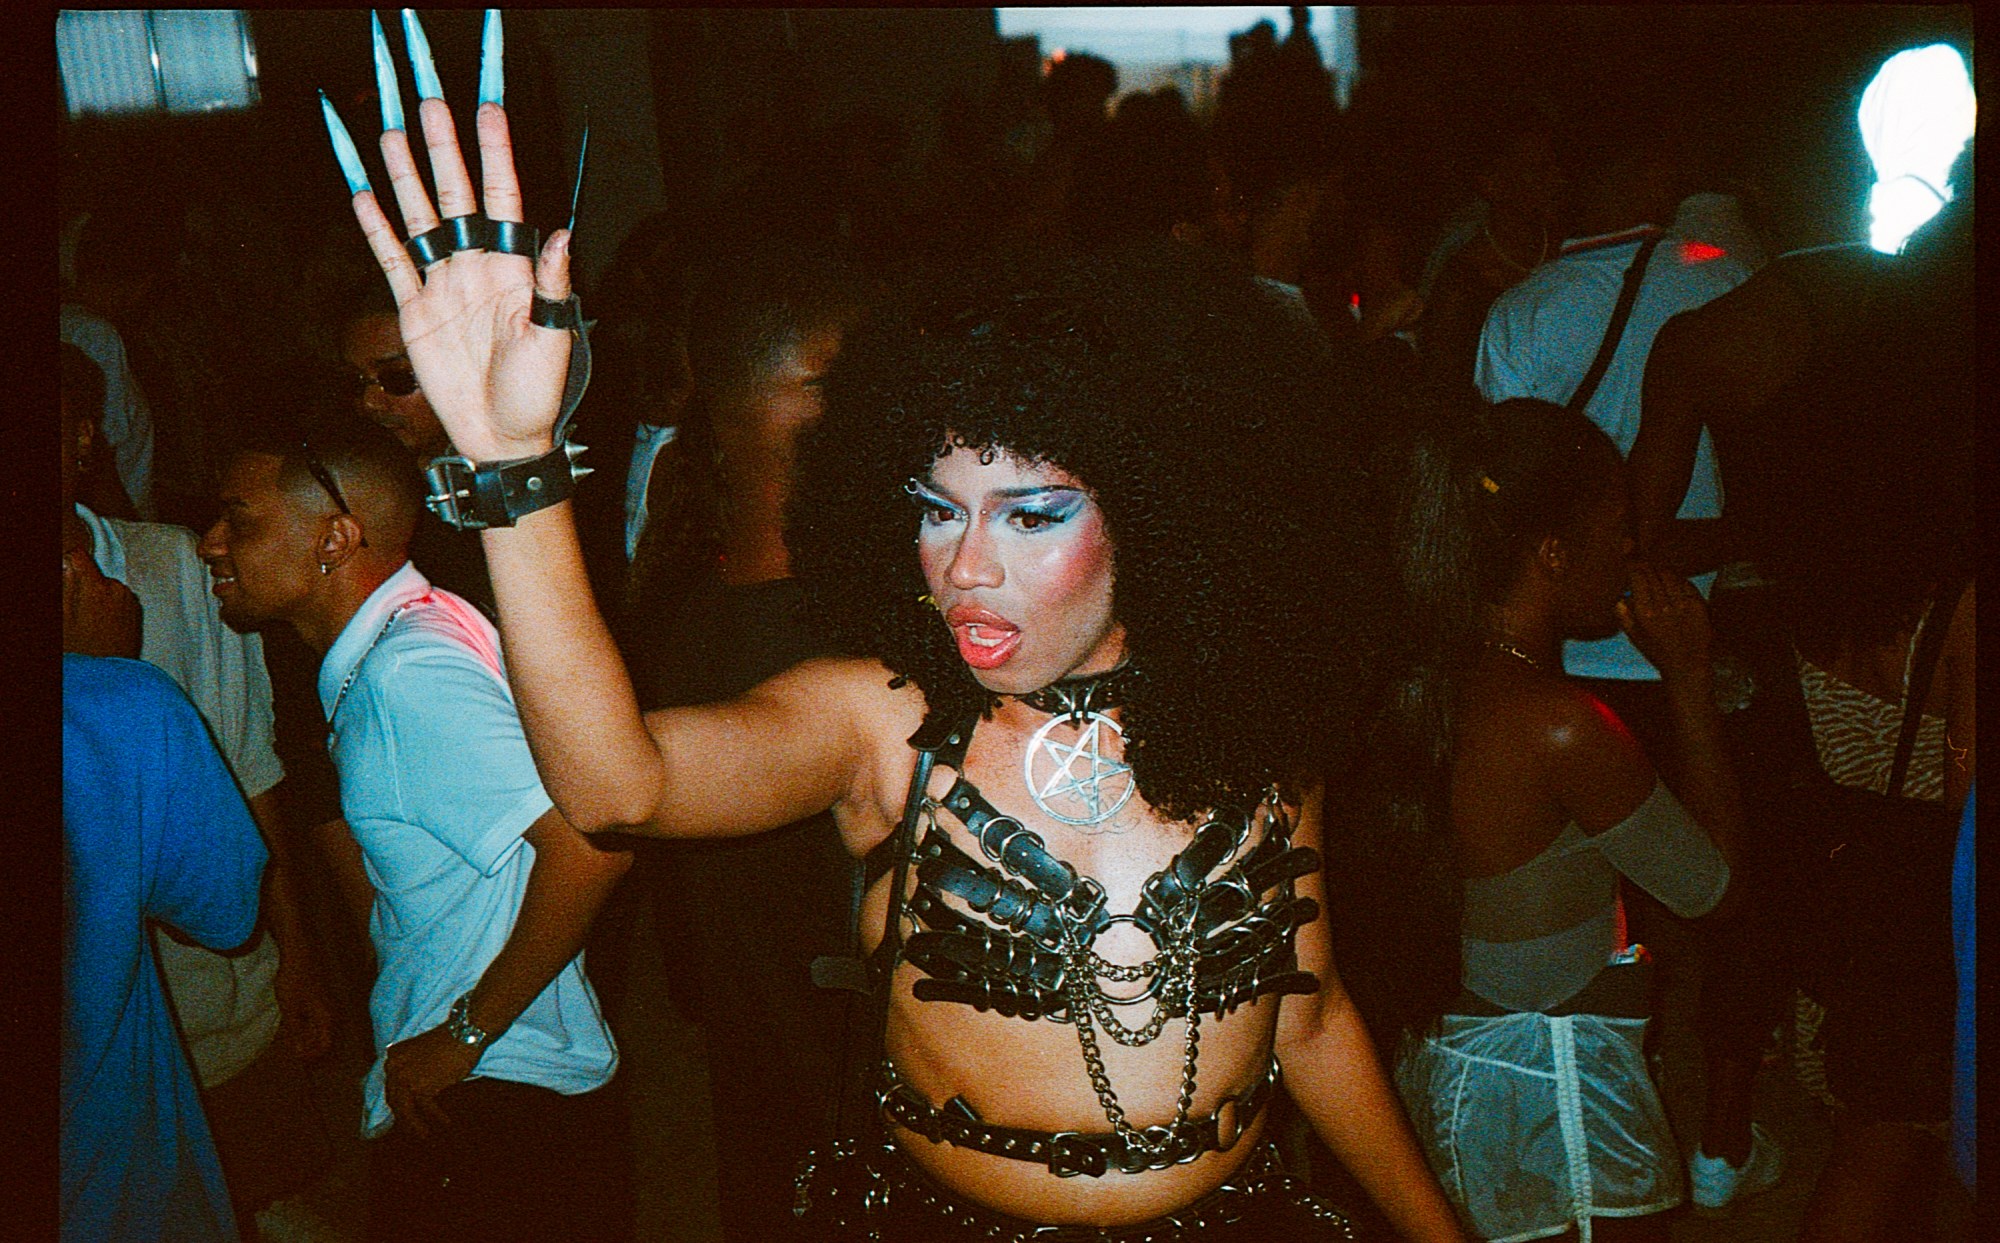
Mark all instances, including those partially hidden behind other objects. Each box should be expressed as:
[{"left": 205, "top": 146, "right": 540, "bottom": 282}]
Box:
[
  {"left": 1887, "top": 577, "right": 1967, "bottom": 797},
  {"left": 1567, "top": 232, "right": 1663, "bottom": 415}
]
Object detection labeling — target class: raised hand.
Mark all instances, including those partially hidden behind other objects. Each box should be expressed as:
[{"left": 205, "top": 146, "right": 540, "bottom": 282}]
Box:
[
  {"left": 329, "top": 11, "right": 571, "bottom": 464},
  {"left": 1617, "top": 560, "right": 1713, "bottom": 683}
]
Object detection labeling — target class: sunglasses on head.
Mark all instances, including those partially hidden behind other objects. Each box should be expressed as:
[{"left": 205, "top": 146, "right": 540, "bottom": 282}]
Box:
[
  {"left": 298, "top": 439, "right": 369, "bottom": 548},
  {"left": 354, "top": 357, "right": 420, "bottom": 398}
]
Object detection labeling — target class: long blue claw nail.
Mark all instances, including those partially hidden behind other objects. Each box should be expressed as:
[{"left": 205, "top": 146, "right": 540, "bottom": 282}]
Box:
[
  {"left": 372, "top": 12, "right": 404, "bottom": 131},
  {"left": 568, "top": 113, "right": 589, "bottom": 234},
  {"left": 402, "top": 9, "right": 443, "bottom": 101},
  {"left": 321, "top": 90, "right": 372, "bottom": 195},
  {"left": 478, "top": 10, "right": 504, "bottom": 106}
]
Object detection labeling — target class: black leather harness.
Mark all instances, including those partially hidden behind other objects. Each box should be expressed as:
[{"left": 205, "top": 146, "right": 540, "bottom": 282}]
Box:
[{"left": 819, "top": 706, "right": 1322, "bottom": 1176}]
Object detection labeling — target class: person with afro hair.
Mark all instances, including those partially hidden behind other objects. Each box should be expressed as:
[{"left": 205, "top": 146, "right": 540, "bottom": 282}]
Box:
[{"left": 332, "top": 96, "right": 1466, "bottom": 1242}]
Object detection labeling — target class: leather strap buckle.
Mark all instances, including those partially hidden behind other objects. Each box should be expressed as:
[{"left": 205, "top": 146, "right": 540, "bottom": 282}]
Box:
[
  {"left": 422, "top": 455, "right": 483, "bottom": 529},
  {"left": 1045, "top": 1132, "right": 1107, "bottom": 1179},
  {"left": 422, "top": 440, "right": 588, "bottom": 530}
]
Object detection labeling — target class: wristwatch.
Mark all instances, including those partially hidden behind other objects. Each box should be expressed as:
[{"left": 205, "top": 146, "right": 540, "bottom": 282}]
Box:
[{"left": 444, "top": 992, "right": 497, "bottom": 1050}]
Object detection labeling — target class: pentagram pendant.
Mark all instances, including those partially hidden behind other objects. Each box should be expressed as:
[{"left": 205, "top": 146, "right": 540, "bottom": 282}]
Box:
[{"left": 1024, "top": 709, "right": 1135, "bottom": 827}]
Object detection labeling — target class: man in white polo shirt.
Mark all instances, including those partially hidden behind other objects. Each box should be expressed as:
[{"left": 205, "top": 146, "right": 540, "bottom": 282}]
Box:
[{"left": 196, "top": 410, "right": 633, "bottom": 1242}]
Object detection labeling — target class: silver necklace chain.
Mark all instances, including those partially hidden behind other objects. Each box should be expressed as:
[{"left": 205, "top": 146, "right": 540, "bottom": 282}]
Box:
[
  {"left": 326, "top": 602, "right": 415, "bottom": 745},
  {"left": 1487, "top": 638, "right": 1542, "bottom": 669}
]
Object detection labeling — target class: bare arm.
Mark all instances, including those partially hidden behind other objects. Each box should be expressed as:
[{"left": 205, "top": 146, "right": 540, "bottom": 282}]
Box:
[
  {"left": 246, "top": 790, "right": 336, "bottom": 1061},
  {"left": 1615, "top": 565, "right": 1744, "bottom": 877},
  {"left": 460, "top": 808, "right": 632, "bottom": 1037},
  {"left": 1629, "top": 315, "right": 1720, "bottom": 572},
  {"left": 1276, "top": 787, "right": 1469, "bottom": 1243},
  {"left": 343, "top": 91, "right": 896, "bottom": 843},
  {"left": 479, "top": 501, "right": 899, "bottom": 838},
  {"left": 383, "top": 805, "right": 632, "bottom": 1135}
]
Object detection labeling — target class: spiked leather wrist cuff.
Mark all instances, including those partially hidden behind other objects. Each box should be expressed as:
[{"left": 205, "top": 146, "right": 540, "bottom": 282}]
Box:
[{"left": 424, "top": 439, "right": 591, "bottom": 530}]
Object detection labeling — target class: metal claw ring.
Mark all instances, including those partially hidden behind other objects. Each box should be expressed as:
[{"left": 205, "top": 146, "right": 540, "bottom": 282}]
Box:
[
  {"left": 406, "top": 215, "right": 482, "bottom": 267},
  {"left": 405, "top": 215, "right": 541, "bottom": 268},
  {"left": 530, "top": 291, "right": 584, "bottom": 332},
  {"left": 486, "top": 218, "right": 539, "bottom": 257}
]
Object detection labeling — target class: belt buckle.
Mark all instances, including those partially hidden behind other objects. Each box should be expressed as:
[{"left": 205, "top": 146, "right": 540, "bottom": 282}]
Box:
[
  {"left": 1045, "top": 1132, "right": 1106, "bottom": 1179},
  {"left": 423, "top": 456, "right": 489, "bottom": 530},
  {"left": 1060, "top": 875, "right": 1108, "bottom": 928}
]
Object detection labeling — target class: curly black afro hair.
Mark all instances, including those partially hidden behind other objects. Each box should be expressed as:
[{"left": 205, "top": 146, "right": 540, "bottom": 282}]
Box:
[{"left": 787, "top": 238, "right": 1415, "bottom": 825}]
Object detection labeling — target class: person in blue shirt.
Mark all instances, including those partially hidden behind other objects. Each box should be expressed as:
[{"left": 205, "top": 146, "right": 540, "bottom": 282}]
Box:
[{"left": 63, "top": 655, "right": 269, "bottom": 1243}]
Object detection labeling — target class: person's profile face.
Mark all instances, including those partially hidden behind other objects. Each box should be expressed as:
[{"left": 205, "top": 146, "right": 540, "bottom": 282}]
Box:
[
  {"left": 910, "top": 446, "right": 1124, "bottom": 696},
  {"left": 341, "top": 312, "right": 449, "bottom": 459},
  {"left": 741, "top": 326, "right": 843, "bottom": 440},
  {"left": 197, "top": 453, "right": 327, "bottom": 633}
]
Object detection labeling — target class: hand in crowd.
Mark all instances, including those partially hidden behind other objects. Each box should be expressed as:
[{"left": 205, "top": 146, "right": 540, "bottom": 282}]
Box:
[
  {"left": 1616, "top": 560, "right": 1712, "bottom": 684},
  {"left": 274, "top": 955, "right": 337, "bottom": 1063},
  {"left": 350, "top": 99, "right": 573, "bottom": 464},
  {"left": 62, "top": 548, "right": 142, "bottom": 659},
  {"left": 383, "top": 1022, "right": 484, "bottom": 1139}
]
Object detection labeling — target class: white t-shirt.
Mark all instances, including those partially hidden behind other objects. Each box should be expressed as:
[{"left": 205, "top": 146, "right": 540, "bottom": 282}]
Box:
[
  {"left": 1476, "top": 224, "right": 1751, "bottom": 680},
  {"left": 80, "top": 505, "right": 285, "bottom": 1088},
  {"left": 62, "top": 305, "right": 158, "bottom": 521},
  {"left": 1671, "top": 191, "right": 1769, "bottom": 273},
  {"left": 319, "top": 563, "right": 616, "bottom": 1137}
]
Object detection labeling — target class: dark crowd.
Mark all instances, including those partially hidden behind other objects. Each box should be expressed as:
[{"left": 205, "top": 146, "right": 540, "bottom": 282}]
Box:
[{"left": 60, "top": 9, "right": 1974, "bottom": 1243}]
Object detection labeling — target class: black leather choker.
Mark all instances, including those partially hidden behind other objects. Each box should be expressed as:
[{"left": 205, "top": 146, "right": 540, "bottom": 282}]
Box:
[{"left": 1018, "top": 664, "right": 1133, "bottom": 721}]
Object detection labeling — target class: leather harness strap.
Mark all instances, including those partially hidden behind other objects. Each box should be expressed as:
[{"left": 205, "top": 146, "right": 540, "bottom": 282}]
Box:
[
  {"left": 812, "top": 704, "right": 1323, "bottom": 1173},
  {"left": 876, "top": 1058, "right": 1281, "bottom": 1179}
]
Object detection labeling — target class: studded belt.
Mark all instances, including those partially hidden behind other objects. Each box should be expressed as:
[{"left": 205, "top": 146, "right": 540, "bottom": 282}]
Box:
[
  {"left": 876, "top": 1058, "right": 1279, "bottom": 1179},
  {"left": 792, "top": 1135, "right": 1358, "bottom": 1242}
]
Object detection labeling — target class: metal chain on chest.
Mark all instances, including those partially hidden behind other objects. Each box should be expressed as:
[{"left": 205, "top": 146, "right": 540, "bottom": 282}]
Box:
[{"left": 1058, "top": 903, "right": 1205, "bottom": 1162}]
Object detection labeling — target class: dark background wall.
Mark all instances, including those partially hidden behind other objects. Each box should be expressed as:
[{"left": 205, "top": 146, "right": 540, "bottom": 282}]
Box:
[
  {"left": 59, "top": 7, "right": 1972, "bottom": 288},
  {"left": 1351, "top": 5, "right": 1974, "bottom": 250}
]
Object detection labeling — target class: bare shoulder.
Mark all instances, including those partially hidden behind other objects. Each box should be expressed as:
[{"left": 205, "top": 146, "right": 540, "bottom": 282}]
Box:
[
  {"left": 772, "top": 656, "right": 932, "bottom": 843},
  {"left": 1539, "top": 679, "right": 1658, "bottom": 835},
  {"left": 1654, "top": 268, "right": 1809, "bottom": 398},
  {"left": 741, "top": 656, "right": 928, "bottom": 754},
  {"left": 1459, "top": 668, "right": 1619, "bottom": 760},
  {"left": 1456, "top": 671, "right": 1656, "bottom": 839}
]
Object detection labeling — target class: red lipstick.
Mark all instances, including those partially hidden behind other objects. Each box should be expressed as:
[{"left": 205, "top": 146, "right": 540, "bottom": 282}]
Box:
[{"left": 945, "top": 604, "right": 1022, "bottom": 670}]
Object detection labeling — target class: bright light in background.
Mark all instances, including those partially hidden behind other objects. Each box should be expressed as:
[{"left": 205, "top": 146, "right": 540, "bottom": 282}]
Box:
[
  {"left": 1857, "top": 43, "right": 1974, "bottom": 254},
  {"left": 58, "top": 10, "right": 259, "bottom": 117},
  {"left": 999, "top": 8, "right": 1357, "bottom": 108}
]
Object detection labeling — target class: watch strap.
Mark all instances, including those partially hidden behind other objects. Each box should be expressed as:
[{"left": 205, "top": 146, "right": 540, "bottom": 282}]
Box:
[{"left": 446, "top": 992, "right": 496, "bottom": 1048}]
